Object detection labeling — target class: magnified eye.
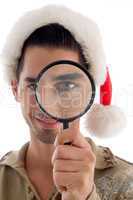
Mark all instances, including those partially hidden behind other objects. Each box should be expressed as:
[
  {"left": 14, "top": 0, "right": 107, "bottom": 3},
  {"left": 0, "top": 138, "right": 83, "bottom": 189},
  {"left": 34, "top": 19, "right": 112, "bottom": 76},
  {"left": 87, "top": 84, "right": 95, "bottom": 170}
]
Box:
[
  {"left": 27, "top": 83, "right": 36, "bottom": 91},
  {"left": 54, "top": 81, "right": 79, "bottom": 94}
]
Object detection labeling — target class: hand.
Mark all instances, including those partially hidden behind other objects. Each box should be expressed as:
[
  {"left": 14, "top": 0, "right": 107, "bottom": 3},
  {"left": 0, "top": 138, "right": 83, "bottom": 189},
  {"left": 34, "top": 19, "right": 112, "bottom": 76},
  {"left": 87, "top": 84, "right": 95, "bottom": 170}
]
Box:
[{"left": 51, "top": 120, "right": 96, "bottom": 200}]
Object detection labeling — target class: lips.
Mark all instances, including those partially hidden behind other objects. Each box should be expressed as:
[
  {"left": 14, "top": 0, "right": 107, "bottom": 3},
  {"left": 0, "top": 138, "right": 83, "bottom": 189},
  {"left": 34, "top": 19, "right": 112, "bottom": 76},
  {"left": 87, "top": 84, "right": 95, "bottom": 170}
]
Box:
[
  {"left": 34, "top": 116, "right": 60, "bottom": 129},
  {"left": 35, "top": 117, "right": 57, "bottom": 124},
  {"left": 34, "top": 112, "right": 58, "bottom": 124}
]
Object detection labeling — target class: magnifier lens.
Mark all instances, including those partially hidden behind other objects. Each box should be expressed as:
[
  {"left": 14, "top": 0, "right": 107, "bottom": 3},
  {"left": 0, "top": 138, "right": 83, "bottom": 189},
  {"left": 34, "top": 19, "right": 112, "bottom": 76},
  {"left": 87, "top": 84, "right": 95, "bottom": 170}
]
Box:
[{"left": 36, "top": 62, "right": 94, "bottom": 121}]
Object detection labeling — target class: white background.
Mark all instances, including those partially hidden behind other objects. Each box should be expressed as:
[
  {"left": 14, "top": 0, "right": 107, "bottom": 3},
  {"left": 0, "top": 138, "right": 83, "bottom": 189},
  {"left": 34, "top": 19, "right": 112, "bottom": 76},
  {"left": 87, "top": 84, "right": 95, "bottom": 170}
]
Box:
[{"left": 0, "top": 0, "right": 133, "bottom": 162}]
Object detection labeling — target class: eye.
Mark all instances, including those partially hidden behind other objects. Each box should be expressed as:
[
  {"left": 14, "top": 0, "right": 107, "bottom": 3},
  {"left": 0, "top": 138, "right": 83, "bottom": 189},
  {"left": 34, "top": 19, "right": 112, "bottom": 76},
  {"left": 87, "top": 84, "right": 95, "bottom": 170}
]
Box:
[
  {"left": 54, "top": 81, "right": 79, "bottom": 93},
  {"left": 27, "top": 83, "right": 36, "bottom": 91}
]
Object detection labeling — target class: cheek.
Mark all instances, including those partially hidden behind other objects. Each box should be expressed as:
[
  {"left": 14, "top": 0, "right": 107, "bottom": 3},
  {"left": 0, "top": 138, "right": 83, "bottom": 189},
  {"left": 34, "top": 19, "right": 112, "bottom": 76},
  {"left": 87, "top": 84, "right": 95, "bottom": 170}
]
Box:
[{"left": 19, "top": 87, "right": 38, "bottom": 115}]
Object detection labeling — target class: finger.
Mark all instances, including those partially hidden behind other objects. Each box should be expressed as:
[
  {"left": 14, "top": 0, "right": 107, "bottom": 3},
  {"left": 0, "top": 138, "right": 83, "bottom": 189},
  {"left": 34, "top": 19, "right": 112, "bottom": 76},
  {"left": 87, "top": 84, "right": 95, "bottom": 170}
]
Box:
[
  {"left": 71, "top": 132, "right": 93, "bottom": 149},
  {"left": 55, "top": 131, "right": 93, "bottom": 149},
  {"left": 51, "top": 145, "right": 95, "bottom": 165},
  {"left": 53, "top": 171, "right": 85, "bottom": 188},
  {"left": 53, "top": 159, "right": 91, "bottom": 173}
]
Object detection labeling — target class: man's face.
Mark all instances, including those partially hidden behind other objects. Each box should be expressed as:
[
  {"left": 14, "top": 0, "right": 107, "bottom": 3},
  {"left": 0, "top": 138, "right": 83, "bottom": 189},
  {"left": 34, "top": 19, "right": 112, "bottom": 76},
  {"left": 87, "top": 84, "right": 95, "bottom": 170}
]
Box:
[{"left": 11, "top": 47, "right": 80, "bottom": 144}]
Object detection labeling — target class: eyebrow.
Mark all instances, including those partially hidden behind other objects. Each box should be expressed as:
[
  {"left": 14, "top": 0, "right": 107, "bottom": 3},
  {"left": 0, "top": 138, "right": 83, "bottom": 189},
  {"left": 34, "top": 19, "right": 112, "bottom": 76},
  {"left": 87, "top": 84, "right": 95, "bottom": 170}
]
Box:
[
  {"left": 24, "top": 73, "right": 84, "bottom": 83},
  {"left": 24, "top": 77, "right": 36, "bottom": 83},
  {"left": 52, "top": 73, "right": 84, "bottom": 81}
]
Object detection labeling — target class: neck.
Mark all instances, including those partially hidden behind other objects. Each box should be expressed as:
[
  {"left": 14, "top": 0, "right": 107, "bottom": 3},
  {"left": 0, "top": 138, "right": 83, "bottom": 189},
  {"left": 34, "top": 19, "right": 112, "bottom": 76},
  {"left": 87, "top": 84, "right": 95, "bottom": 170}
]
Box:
[
  {"left": 25, "top": 133, "right": 55, "bottom": 175},
  {"left": 25, "top": 132, "right": 56, "bottom": 199}
]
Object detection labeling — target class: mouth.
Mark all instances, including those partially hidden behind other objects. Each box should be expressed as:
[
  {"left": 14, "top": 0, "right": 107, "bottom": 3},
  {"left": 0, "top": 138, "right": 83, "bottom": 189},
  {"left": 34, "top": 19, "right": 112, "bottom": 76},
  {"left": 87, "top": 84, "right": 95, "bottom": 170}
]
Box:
[{"left": 34, "top": 112, "right": 60, "bottom": 128}]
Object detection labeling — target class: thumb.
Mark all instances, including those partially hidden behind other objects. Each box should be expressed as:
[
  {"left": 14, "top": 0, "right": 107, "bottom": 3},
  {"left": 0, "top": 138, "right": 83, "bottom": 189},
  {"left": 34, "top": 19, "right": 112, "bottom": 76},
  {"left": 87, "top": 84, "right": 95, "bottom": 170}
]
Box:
[{"left": 54, "top": 119, "right": 80, "bottom": 146}]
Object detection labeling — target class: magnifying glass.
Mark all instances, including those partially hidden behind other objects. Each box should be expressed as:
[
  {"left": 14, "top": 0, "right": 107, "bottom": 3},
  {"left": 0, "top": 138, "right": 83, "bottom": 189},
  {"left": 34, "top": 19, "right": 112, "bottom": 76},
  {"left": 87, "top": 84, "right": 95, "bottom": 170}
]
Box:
[{"left": 34, "top": 60, "right": 96, "bottom": 130}]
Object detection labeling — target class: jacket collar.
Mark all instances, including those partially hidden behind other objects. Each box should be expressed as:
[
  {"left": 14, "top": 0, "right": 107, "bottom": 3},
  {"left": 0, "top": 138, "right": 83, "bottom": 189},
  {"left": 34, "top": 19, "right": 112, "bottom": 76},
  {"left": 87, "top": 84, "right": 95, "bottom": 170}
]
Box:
[{"left": 0, "top": 137, "right": 117, "bottom": 171}]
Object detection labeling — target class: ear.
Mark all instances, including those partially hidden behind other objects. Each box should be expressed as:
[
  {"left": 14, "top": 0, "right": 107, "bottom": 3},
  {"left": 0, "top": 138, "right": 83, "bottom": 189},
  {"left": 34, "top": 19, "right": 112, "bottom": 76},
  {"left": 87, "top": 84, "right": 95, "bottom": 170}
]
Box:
[{"left": 11, "top": 79, "right": 20, "bottom": 102}]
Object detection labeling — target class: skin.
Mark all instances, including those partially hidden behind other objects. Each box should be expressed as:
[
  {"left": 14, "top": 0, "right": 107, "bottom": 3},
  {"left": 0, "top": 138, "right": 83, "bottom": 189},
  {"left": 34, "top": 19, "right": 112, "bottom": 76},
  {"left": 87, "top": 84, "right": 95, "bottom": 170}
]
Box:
[{"left": 11, "top": 47, "right": 96, "bottom": 200}]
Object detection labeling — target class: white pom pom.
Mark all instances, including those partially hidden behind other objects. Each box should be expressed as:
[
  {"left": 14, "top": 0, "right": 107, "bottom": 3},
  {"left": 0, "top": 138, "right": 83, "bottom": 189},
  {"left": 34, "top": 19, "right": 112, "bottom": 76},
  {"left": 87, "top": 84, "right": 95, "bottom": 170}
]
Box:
[{"left": 84, "top": 103, "right": 127, "bottom": 138}]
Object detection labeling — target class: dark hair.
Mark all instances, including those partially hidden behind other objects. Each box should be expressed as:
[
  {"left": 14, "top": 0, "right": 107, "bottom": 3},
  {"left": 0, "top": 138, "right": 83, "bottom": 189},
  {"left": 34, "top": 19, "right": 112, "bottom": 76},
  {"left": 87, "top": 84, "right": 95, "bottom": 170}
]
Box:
[{"left": 16, "top": 23, "right": 90, "bottom": 81}]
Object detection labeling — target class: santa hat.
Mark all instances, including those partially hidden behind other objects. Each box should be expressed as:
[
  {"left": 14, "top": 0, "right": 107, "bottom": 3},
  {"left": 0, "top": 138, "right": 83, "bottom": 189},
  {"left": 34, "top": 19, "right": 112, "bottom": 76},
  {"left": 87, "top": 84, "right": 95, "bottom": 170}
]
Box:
[
  {"left": 85, "top": 67, "right": 126, "bottom": 138},
  {"left": 0, "top": 4, "right": 126, "bottom": 137}
]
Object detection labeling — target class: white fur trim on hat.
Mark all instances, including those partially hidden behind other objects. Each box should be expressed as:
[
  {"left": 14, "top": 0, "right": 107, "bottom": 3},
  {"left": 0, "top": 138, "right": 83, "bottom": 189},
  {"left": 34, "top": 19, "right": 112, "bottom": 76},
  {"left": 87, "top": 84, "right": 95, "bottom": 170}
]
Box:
[
  {"left": 84, "top": 104, "right": 126, "bottom": 138},
  {"left": 0, "top": 4, "right": 106, "bottom": 85}
]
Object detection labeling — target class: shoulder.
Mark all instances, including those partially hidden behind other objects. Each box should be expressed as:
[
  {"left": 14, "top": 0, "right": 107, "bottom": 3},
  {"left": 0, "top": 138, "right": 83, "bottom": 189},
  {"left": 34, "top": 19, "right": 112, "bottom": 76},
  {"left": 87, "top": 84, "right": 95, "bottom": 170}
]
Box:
[
  {"left": 0, "top": 151, "right": 28, "bottom": 200},
  {"left": 95, "top": 145, "right": 133, "bottom": 199},
  {"left": 84, "top": 136, "right": 133, "bottom": 172},
  {"left": 0, "top": 150, "right": 20, "bottom": 179},
  {"left": 95, "top": 145, "right": 133, "bottom": 180},
  {"left": 0, "top": 150, "right": 27, "bottom": 185},
  {"left": 85, "top": 137, "right": 133, "bottom": 199},
  {"left": 0, "top": 151, "right": 13, "bottom": 174}
]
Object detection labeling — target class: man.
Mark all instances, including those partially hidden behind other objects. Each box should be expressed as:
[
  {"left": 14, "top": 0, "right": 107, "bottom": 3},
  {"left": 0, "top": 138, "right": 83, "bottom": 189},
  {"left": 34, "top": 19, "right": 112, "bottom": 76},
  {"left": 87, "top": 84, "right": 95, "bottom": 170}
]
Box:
[{"left": 0, "top": 5, "right": 133, "bottom": 200}]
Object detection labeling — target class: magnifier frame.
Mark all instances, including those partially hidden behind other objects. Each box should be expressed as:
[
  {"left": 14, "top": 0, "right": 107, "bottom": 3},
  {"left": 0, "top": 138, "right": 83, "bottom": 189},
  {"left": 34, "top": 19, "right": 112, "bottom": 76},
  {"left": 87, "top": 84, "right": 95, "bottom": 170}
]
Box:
[{"left": 34, "top": 60, "right": 96, "bottom": 128}]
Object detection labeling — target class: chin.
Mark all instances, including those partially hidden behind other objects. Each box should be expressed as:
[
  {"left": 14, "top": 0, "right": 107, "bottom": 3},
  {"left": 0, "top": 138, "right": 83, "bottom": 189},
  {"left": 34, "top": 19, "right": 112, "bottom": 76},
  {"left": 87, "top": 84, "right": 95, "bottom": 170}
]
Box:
[{"left": 29, "top": 117, "right": 59, "bottom": 144}]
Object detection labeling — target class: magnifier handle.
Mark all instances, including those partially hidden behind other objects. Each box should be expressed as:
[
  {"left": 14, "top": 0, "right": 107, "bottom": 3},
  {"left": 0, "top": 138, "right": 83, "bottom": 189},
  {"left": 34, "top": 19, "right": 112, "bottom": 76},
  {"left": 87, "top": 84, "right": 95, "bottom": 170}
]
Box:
[
  {"left": 62, "top": 122, "right": 72, "bottom": 145},
  {"left": 63, "top": 121, "right": 69, "bottom": 129}
]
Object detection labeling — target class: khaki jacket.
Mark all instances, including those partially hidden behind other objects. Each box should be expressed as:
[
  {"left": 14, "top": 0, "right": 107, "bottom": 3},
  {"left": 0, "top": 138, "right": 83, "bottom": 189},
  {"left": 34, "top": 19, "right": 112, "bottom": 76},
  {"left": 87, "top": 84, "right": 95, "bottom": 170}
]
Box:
[{"left": 0, "top": 137, "right": 133, "bottom": 200}]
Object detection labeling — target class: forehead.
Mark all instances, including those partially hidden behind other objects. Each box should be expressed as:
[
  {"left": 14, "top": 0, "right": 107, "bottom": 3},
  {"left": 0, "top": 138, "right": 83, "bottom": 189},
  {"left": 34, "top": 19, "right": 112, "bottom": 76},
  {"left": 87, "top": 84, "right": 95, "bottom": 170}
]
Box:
[{"left": 21, "top": 47, "right": 80, "bottom": 78}]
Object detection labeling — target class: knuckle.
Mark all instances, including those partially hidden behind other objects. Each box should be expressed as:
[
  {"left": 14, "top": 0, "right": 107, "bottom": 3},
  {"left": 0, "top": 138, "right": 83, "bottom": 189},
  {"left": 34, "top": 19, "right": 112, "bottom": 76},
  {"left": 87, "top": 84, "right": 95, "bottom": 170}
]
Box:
[
  {"left": 84, "top": 148, "right": 91, "bottom": 159},
  {"left": 78, "top": 176, "right": 86, "bottom": 187},
  {"left": 83, "top": 160, "right": 90, "bottom": 168},
  {"left": 83, "top": 148, "right": 96, "bottom": 164},
  {"left": 53, "top": 159, "right": 60, "bottom": 171},
  {"left": 52, "top": 146, "right": 63, "bottom": 165},
  {"left": 53, "top": 172, "right": 61, "bottom": 185},
  {"left": 83, "top": 164, "right": 90, "bottom": 172},
  {"left": 90, "top": 152, "right": 96, "bottom": 165},
  {"left": 92, "top": 154, "right": 96, "bottom": 163},
  {"left": 82, "top": 160, "right": 94, "bottom": 172},
  {"left": 56, "top": 145, "right": 63, "bottom": 157}
]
